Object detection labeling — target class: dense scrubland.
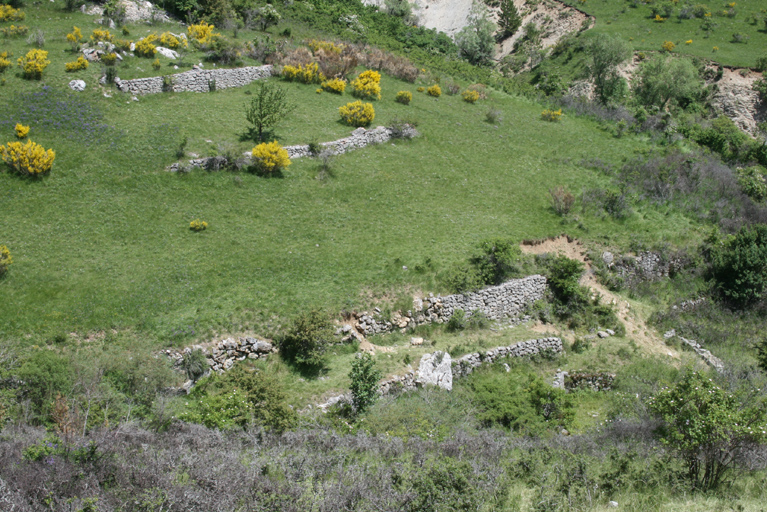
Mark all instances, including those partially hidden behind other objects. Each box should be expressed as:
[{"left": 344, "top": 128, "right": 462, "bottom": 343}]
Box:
[{"left": 3, "top": 0, "right": 767, "bottom": 510}]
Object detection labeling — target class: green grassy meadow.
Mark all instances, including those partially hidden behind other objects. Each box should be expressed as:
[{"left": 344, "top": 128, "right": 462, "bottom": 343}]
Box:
[
  {"left": 562, "top": 0, "right": 767, "bottom": 67},
  {"left": 0, "top": 4, "right": 706, "bottom": 345}
]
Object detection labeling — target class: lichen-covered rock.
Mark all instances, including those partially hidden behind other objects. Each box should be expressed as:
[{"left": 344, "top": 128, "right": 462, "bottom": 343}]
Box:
[{"left": 416, "top": 351, "right": 452, "bottom": 391}]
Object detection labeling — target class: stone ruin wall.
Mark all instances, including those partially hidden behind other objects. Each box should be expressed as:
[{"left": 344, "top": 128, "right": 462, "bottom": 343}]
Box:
[{"left": 117, "top": 64, "right": 273, "bottom": 95}]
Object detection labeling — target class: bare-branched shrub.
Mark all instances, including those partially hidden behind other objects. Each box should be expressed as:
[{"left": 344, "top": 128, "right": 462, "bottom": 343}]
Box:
[{"left": 549, "top": 186, "right": 575, "bottom": 215}]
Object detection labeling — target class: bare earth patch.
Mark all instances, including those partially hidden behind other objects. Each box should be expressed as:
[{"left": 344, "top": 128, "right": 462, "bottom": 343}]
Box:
[{"left": 520, "top": 235, "right": 679, "bottom": 359}]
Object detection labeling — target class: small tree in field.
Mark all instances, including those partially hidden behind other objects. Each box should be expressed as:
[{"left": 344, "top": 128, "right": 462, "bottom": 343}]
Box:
[
  {"left": 349, "top": 352, "right": 381, "bottom": 414},
  {"left": 586, "top": 33, "right": 631, "bottom": 104},
  {"left": 246, "top": 81, "right": 294, "bottom": 141},
  {"left": 278, "top": 309, "right": 332, "bottom": 368},
  {"left": 649, "top": 371, "right": 767, "bottom": 491},
  {"left": 498, "top": 0, "right": 522, "bottom": 39}
]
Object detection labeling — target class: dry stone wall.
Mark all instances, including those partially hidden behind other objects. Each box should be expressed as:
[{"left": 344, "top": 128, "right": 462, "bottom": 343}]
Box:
[
  {"left": 117, "top": 65, "right": 273, "bottom": 95},
  {"left": 346, "top": 275, "right": 547, "bottom": 337},
  {"left": 320, "top": 336, "right": 563, "bottom": 410}
]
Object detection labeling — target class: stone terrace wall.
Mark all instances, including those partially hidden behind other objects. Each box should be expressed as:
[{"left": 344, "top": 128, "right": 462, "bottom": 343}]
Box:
[
  {"left": 321, "top": 337, "right": 563, "bottom": 410},
  {"left": 351, "top": 275, "right": 547, "bottom": 337},
  {"left": 117, "top": 65, "right": 273, "bottom": 95}
]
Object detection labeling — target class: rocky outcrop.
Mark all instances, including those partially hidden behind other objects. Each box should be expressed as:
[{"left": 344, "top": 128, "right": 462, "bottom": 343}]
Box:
[
  {"left": 117, "top": 65, "right": 274, "bottom": 95},
  {"left": 416, "top": 351, "right": 453, "bottom": 390}
]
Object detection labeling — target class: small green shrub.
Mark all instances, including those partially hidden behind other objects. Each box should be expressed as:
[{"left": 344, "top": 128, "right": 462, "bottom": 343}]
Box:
[
  {"left": 446, "top": 309, "right": 467, "bottom": 332},
  {"left": 278, "top": 309, "right": 333, "bottom": 367},
  {"left": 708, "top": 224, "right": 767, "bottom": 307},
  {"left": 349, "top": 352, "right": 381, "bottom": 414},
  {"left": 395, "top": 90, "right": 412, "bottom": 104},
  {"left": 180, "top": 349, "right": 208, "bottom": 381}
]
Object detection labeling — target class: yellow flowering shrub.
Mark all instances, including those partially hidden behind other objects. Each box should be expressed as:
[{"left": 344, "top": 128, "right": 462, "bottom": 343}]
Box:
[
  {"left": 0, "top": 51, "right": 11, "bottom": 73},
  {"left": 135, "top": 34, "right": 158, "bottom": 57},
  {"left": 187, "top": 21, "right": 219, "bottom": 45},
  {"left": 395, "top": 90, "right": 412, "bottom": 105},
  {"left": 0, "top": 4, "right": 25, "bottom": 22},
  {"left": 115, "top": 39, "right": 132, "bottom": 52},
  {"left": 66, "top": 26, "right": 83, "bottom": 46},
  {"left": 282, "top": 62, "right": 324, "bottom": 84},
  {"left": 15, "top": 123, "right": 29, "bottom": 139},
  {"left": 0, "top": 140, "right": 55, "bottom": 176},
  {"left": 308, "top": 39, "right": 343, "bottom": 54},
  {"left": 462, "top": 89, "right": 480, "bottom": 103},
  {"left": 351, "top": 70, "right": 382, "bottom": 100},
  {"left": 685, "top": 39, "right": 693, "bottom": 44},
  {"left": 541, "top": 109, "right": 563, "bottom": 122},
  {"left": 654, "top": 14, "right": 666, "bottom": 22},
  {"left": 17, "top": 49, "right": 50, "bottom": 79},
  {"left": 321, "top": 78, "right": 346, "bottom": 94},
  {"left": 0, "top": 24, "right": 28, "bottom": 37},
  {"left": 101, "top": 52, "right": 117, "bottom": 66},
  {"left": 160, "top": 32, "right": 187, "bottom": 50},
  {"left": 64, "top": 56, "right": 89, "bottom": 72},
  {"left": 0, "top": 244, "right": 11, "bottom": 277},
  {"left": 152, "top": 58, "right": 161, "bottom": 70},
  {"left": 661, "top": 40, "right": 675, "bottom": 52},
  {"left": 417, "top": 86, "right": 425, "bottom": 92},
  {"left": 339, "top": 100, "right": 375, "bottom": 127},
  {"left": 252, "top": 140, "right": 291, "bottom": 175},
  {"left": 426, "top": 84, "right": 441, "bottom": 97},
  {"left": 90, "top": 28, "right": 114, "bottom": 43},
  {"left": 189, "top": 219, "right": 208, "bottom": 231}
]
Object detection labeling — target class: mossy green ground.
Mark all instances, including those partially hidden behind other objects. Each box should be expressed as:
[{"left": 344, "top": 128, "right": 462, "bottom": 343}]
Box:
[{"left": 562, "top": 0, "right": 767, "bottom": 67}]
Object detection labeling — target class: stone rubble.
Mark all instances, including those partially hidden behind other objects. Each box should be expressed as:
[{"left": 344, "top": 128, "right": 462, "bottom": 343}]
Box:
[
  {"left": 665, "top": 332, "right": 725, "bottom": 373},
  {"left": 165, "top": 336, "right": 276, "bottom": 380}
]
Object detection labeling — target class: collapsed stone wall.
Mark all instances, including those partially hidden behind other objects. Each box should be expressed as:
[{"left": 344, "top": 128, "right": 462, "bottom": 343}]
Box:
[
  {"left": 117, "top": 65, "right": 273, "bottom": 95},
  {"left": 345, "top": 275, "right": 547, "bottom": 337},
  {"left": 663, "top": 330, "right": 724, "bottom": 372},
  {"left": 320, "top": 337, "right": 563, "bottom": 410},
  {"left": 167, "top": 125, "right": 418, "bottom": 172},
  {"left": 165, "top": 336, "right": 275, "bottom": 374}
]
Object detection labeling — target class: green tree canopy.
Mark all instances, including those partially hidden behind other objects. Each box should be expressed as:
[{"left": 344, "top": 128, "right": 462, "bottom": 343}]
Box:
[
  {"left": 634, "top": 56, "right": 703, "bottom": 109},
  {"left": 585, "top": 33, "right": 631, "bottom": 104}
]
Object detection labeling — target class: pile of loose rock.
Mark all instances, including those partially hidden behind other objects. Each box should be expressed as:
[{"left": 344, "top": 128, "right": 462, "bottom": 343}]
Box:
[
  {"left": 164, "top": 336, "right": 275, "bottom": 375},
  {"left": 664, "top": 330, "right": 724, "bottom": 372}
]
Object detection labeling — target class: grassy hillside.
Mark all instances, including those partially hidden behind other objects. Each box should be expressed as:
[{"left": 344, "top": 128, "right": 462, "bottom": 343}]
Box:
[
  {"left": 561, "top": 0, "right": 767, "bottom": 67},
  {"left": 0, "top": 4, "right": 706, "bottom": 344}
]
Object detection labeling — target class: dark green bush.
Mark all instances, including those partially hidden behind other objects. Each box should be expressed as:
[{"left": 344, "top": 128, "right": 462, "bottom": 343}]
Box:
[
  {"left": 349, "top": 352, "right": 381, "bottom": 414},
  {"left": 278, "top": 309, "right": 333, "bottom": 367},
  {"left": 181, "top": 349, "right": 208, "bottom": 381},
  {"left": 446, "top": 309, "right": 467, "bottom": 332},
  {"left": 408, "top": 457, "right": 482, "bottom": 512},
  {"left": 18, "top": 350, "right": 73, "bottom": 417},
  {"left": 708, "top": 224, "right": 767, "bottom": 307}
]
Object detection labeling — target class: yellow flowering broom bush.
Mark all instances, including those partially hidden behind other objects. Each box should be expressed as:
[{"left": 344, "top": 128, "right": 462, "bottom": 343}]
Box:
[
  {"left": 427, "top": 84, "right": 441, "bottom": 97},
  {"left": 187, "top": 21, "right": 219, "bottom": 45},
  {"left": 395, "top": 90, "right": 412, "bottom": 105},
  {"left": 14, "top": 124, "right": 29, "bottom": 139},
  {"left": 101, "top": 52, "right": 117, "bottom": 66},
  {"left": 0, "top": 51, "right": 11, "bottom": 73},
  {"left": 189, "top": 219, "right": 208, "bottom": 231},
  {"left": 541, "top": 109, "right": 563, "bottom": 122},
  {"left": 135, "top": 34, "right": 158, "bottom": 57},
  {"left": 351, "top": 70, "right": 381, "bottom": 100},
  {"left": 17, "top": 49, "right": 49, "bottom": 79},
  {"left": 252, "top": 141, "right": 291, "bottom": 175},
  {"left": 321, "top": 78, "right": 346, "bottom": 94},
  {"left": 0, "top": 245, "right": 11, "bottom": 277},
  {"left": 0, "top": 140, "right": 56, "bottom": 176},
  {"left": 282, "top": 62, "right": 324, "bottom": 84},
  {"left": 66, "top": 26, "right": 83, "bottom": 51},
  {"left": 661, "top": 40, "right": 675, "bottom": 52},
  {"left": 0, "top": 4, "right": 25, "bottom": 22},
  {"left": 64, "top": 56, "right": 89, "bottom": 72},
  {"left": 160, "top": 32, "right": 187, "bottom": 50},
  {"left": 90, "top": 28, "right": 113, "bottom": 43},
  {"left": 308, "top": 39, "right": 343, "bottom": 54},
  {"left": 339, "top": 100, "right": 375, "bottom": 127},
  {"left": 462, "top": 89, "right": 480, "bottom": 103},
  {"left": 1, "top": 24, "right": 27, "bottom": 37}
]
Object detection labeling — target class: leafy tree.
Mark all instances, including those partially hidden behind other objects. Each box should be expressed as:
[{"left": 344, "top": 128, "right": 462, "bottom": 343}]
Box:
[
  {"left": 498, "top": 0, "right": 522, "bottom": 39},
  {"left": 470, "top": 238, "right": 523, "bottom": 286},
  {"left": 634, "top": 56, "right": 703, "bottom": 109},
  {"left": 585, "top": 33, "right": 631, "bottom": 104},
  {"left": 455, "top": 5, "right": 496, "bottom": 66},
  {"left": 349, "top": 352, "right": 381, "bottom": 414},
  {"left": 384, "top": 0, "right": 414, "bottom": 22},
  {"left": 278, "top": 309, "right": 333, "bottom": 368},
  {"left": 251, "top": 4, "right": 281, "bottom": 31},
  {"left": 245, "top": 81, "right": 295, "bottom": 142},
  {"left": 648, "top": 370, "right": 767, "bottom": 490},
  {"left": 546, "top": 255, "right": 585, "bottom": 304},
  {"left": 708, "top": 224, "right": 767, "bottom": 307}
]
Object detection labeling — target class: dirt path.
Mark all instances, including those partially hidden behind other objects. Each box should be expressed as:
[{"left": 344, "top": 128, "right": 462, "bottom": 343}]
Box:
[{"left": 521, "top": 236, "right": 679, "bottom": 359}]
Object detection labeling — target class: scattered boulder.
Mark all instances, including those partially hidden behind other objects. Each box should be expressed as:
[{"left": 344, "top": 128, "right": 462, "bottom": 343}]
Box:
[
  {"left": 155, "top": 46, "right": 179, "bottom": 60},
  {"left": 68, "top": 79, "right": 87, "bottom": 92},
  {"left": 416, "top": 351, "right": 453, "bottom": 391}
]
